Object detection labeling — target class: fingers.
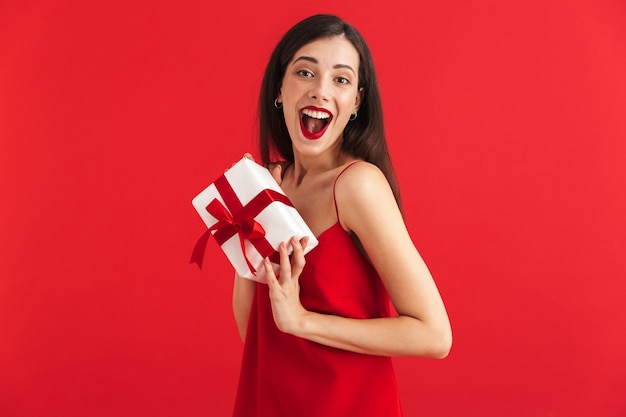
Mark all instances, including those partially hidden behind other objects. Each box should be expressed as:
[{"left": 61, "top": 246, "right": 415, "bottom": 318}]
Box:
[
  {"left": 300, "top": 236, "right": 309, "bottom": 251},
  {"left": 272, "top": 236, "right": 308, "bottom": 284},
  {"left": 263, "top": 257, "right": 280, "bottom": 288},
  {"left": 269, "top": 163, "right": 282, "bottom": 184},
  {"left": 277, "top": 241, "right": 292, "bottom": 284},
  {"left": 289, "top": 236, "right": 307, "bottom": 277},
  {"left": 226, "top": 153, "right": 255, "bottom": 173}
]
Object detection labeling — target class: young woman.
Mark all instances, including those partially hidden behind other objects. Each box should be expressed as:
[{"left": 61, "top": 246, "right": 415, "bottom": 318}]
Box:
[{"left": 232, "top": 14, "right": 452, "bottom": 417}]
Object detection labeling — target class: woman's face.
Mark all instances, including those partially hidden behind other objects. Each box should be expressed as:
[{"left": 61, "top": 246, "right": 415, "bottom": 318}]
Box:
[{"left": 277, "top": 36, "right": 362, "bottom": 159}]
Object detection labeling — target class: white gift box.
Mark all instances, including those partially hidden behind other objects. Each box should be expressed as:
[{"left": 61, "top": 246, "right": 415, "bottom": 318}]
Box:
[{"left": 191, "top": 157, "right": 318, "bottom": 283}]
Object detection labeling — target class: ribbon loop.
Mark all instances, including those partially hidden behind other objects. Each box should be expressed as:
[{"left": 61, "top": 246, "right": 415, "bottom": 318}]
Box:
[{"left": 201, "top": 198, "right": 268, "bottom": 274}]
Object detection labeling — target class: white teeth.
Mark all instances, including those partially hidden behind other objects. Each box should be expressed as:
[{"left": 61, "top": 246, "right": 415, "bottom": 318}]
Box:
[{"left": 302, "top": 109, "right": 331, "bottom": 120}]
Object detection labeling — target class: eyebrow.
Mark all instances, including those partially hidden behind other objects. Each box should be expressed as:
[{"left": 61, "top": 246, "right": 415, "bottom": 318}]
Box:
[{"left": 293, "top": 56, "right": 356, "bottom": 75}]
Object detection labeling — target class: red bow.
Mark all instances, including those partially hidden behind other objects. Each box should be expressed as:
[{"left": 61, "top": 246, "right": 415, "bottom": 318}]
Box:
[
  {"left": 204, "top": 198, "right": 266, "bottom": 273},
  {"left": 190, "top": 174, "right": 292, "bottom": 274}
]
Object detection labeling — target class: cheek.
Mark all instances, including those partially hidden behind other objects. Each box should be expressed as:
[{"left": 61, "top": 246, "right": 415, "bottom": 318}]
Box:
[
  {"left": 282, "top": 105, "right": 299, "bottom": 124},
  {"left": 280, "top": 106, "right": 302, "bottom": 139},
  {"left": 279, "top": 91, "right": 296, "bottom": 114},
  {"left": 339, "top": 94, "right": 357, "bottom": 114}
]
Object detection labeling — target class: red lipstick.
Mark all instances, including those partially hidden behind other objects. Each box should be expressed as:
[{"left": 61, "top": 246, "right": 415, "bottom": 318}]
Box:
[{"left": 299, "top": 106, "right": 332, "bottom": 140}]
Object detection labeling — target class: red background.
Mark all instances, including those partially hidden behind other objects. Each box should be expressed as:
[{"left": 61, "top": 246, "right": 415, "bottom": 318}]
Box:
[{"left": 1, "top": 1, "right": 625, "bottom": 416}]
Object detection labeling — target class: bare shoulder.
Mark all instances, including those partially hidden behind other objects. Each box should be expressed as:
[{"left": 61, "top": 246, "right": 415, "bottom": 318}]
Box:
[
  {"left": 335, "top": 161, "right": 389, "bottom": 194},
  {"left": 334, "top": 161, "right": 399, "bottom": 232}
]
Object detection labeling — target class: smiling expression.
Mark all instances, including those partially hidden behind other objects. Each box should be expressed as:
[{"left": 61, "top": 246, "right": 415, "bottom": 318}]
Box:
[{"left": 277, "top": 36, "right": 363, "bottom": 157}]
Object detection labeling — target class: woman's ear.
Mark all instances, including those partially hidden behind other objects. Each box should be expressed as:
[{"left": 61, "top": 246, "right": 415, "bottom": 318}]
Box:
[{"left": 355, "top": 87, "right": 364, "bottom": 110}]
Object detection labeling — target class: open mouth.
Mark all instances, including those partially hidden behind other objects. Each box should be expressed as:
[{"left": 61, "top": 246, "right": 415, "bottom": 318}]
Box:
[{"left": 299, "top": 107, "right": 332, "bottom": 140}]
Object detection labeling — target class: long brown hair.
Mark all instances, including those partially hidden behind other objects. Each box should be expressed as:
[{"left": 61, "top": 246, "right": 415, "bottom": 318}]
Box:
[{"left": 259, "top": 14, "right": 401, "bottom": 206}]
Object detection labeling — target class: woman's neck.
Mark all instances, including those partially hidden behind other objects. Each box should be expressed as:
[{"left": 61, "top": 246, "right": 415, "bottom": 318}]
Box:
[{"left": 291, "top": 150, "right": 353, "bottom": 185}]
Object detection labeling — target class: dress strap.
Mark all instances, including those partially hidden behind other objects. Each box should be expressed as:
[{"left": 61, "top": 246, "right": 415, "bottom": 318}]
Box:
[{"left": 333, "top": 160, "right": 363, "bottom": 220}]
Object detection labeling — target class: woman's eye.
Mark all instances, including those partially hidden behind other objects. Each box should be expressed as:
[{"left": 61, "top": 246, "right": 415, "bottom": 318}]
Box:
[
  {"left": 297, "top": 70, "right": 313, "bottom": 77},
  {"left": 336, "top": 77, "right": 350, "bottom": 85}
]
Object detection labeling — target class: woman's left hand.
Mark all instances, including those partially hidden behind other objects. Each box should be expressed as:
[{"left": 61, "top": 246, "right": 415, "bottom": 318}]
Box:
[{"left": 263, "top": 235, "right": 310, "bottom": 335}]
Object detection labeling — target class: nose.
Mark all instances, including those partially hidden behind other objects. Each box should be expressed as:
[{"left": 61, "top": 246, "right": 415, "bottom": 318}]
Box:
[{"left": 309, "top": 77, "right": 330, "bottom": 102}]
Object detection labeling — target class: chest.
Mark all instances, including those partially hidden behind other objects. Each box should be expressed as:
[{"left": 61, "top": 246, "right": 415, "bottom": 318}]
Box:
[{"left": 282, "top": 178, "right": 337, "bottom": 237}]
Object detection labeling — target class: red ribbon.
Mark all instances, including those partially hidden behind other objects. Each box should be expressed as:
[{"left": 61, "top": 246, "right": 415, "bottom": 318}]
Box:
[{"left": 190, "top": 174, "right": 292, "bottom": 274}]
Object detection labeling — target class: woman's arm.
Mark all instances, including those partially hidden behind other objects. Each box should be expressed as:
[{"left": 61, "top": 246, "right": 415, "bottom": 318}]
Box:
[
  {"left": 264, "top": 163, "right": 452, "bottom": 358},
  {"left": 232, "top": 273, "right": 256, "bottom": 341}
]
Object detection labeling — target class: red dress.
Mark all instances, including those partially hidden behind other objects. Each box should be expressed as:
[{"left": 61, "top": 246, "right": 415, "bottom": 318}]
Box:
[{"left": 232, "top": 164, "right": 403, "bottom": 417}]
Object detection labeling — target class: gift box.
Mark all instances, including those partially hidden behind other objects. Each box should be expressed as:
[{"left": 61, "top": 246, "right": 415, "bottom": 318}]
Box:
[{"left": 190, "top": 157, "right": 319, "bottom": 283}]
